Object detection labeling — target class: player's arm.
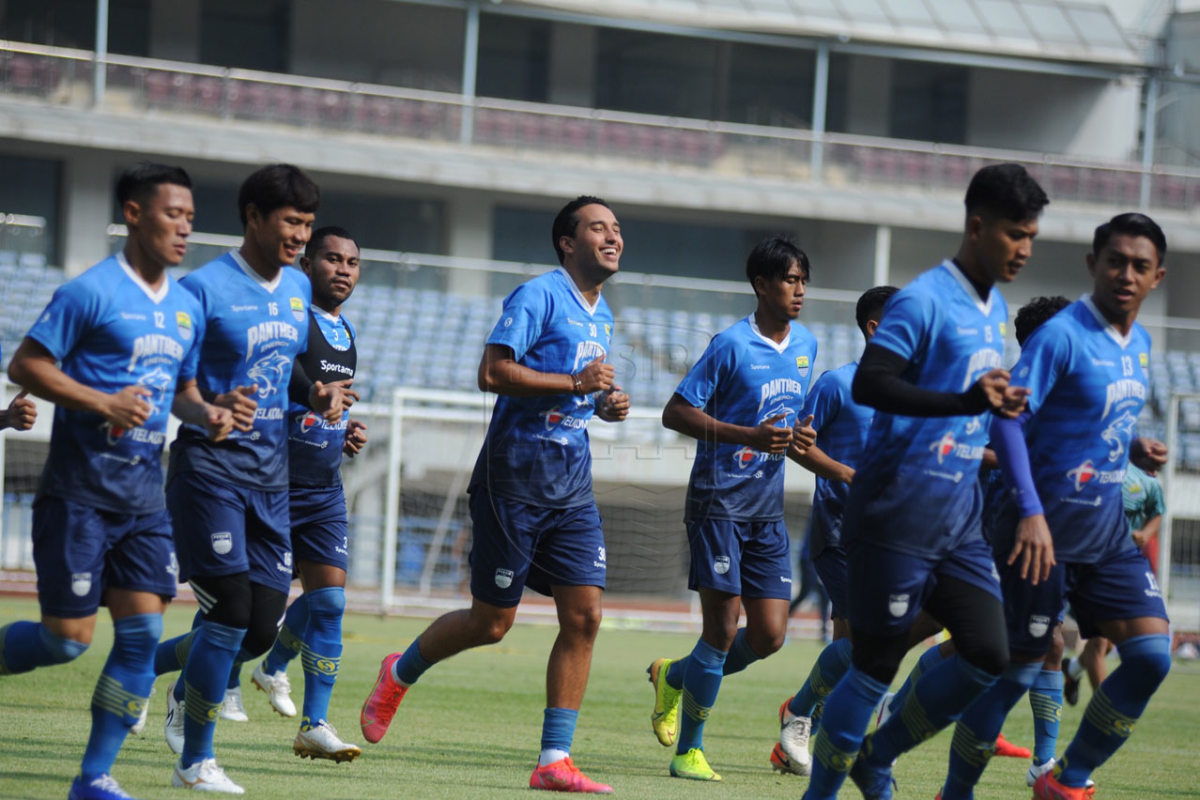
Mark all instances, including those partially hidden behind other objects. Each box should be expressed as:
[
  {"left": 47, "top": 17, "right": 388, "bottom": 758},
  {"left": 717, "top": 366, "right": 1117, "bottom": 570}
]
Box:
[
  {"left": 288, "top": 359, "right": 357, "bottom": 425},
  {"left": 1131, "top": 513, "right": 1161, "bottom": 550},
  {"left": 853, "top": 344, "right": 1026, "bottom": 418},
  {"left": 478, "top": 344, "right": 614, "bottom": 398},
  {"left": 7, "top": 338, "right": 150, "bottom": 429},
  {"left": 791, "top": 442, "right": 854, "bottom": 483},
  {"left": 991, "top": 412, "right": 1056, "bottom": 585},
  {"left": 172, "top": 379, "right": 233, "bottom": 442},
  {"left": 662, "top": 393, "right": 791, "bottom": 453},
  {"left": 0, "top": 389, "right": 36, "bottom": 431},
  {"left": 1130, "top": 437, "right": 1168, "bottom": 475}
]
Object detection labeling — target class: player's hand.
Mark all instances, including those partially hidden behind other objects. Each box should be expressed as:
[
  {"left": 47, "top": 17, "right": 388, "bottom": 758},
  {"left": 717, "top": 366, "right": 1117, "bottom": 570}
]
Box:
[
  {"left": 1131, "top": 529, "right": 1149, "bottom": 550},
  {"left": 102, "top": 385, "right": 153, "bottom": 429},
  {"left": 574, "top": 356, "right": 615, "bottom": 395},
  {"left": 1130, "top": 437, "right": 1168, "bottom": 476},
  {"left": 596, "top": 386, "right": 630, "bottom": 422},
  {"left": 2, "top": 390, "right": 37, "bottom": 431},
  {"left": 1007, "top": 514, "right": 1056, "bottom": 586},
  {"left": 310, "top": 380, "right": 359, "bottom": 425},
  {"left": 214, "top": 385, "right": 258, "bottom": 432},
  {"left": 790, "top": 414, "right": 816, "bottom": 457},
  {"left": 203, "top": 405, "right": 234, "bottom": 443},
  {"left": 343, "top": 419, "right": 368, "bottom": 458},
  {"left": 975, "top": 369, "right": 1029, "bottom": 419},
  {"left": 748, "top": 413, "right": 792, "bottom": 454}
]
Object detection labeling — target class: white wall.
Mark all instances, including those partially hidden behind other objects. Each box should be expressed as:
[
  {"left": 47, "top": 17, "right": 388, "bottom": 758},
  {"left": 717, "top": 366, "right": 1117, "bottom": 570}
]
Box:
[{"left": 61, "top": 150, "right": 117, "bottom": 277}]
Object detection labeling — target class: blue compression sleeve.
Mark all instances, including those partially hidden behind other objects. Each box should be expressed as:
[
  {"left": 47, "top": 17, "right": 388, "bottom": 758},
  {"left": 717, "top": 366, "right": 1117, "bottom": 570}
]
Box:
[{"left": 991, "top": 412, "right": 1043, "bottom": 518}]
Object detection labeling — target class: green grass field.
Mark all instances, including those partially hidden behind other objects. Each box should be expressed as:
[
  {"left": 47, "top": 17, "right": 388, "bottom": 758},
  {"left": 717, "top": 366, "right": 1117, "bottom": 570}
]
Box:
[{"left": 2, "top": 596, "right": 1197, "bottom": 800}]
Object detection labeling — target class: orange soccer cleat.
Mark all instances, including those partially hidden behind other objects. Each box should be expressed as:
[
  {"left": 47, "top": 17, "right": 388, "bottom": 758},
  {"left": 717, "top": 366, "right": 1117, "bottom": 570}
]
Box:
[
  {"left": 995, "top": 732, "right": 1032, "bottom": 759},
  {"left": 360, "top": 652, "right": 407, "bottom": 744},
  {"left": 529, "top": 757, "right": 614, "bottom": 793}
]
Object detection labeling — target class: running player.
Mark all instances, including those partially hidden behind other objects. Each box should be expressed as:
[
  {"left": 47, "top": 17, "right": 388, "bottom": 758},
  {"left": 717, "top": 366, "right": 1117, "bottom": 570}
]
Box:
[
  {"left": 801, "top": 163, "right": 1045, "bottom": 800},
  {"left": 249, "top": 226, "right": 367, "bottom": 763},
  {"left": 769, "top": 285, "right": 897, "bottom": 777},
  {"left": 647, "top": 235, "right": 819, "bottom": 782},
  {"left": 150, "top": 164, "right": 351, "bottom": 793},
  {"left": 359, "top": 196, "right": 629, "bottom": 793},
  {"left": 1, "top": 163, "right": 232, "bottom": 800},
  {"left": 939, "top": 212, "right": 1171, "bottom": 800}
]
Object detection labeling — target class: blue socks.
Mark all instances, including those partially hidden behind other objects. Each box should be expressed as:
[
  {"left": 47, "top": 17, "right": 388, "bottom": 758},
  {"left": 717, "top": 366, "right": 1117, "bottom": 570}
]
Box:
[
  {"left": 1058, "top": 634, "right": 1170, "bottom": 788},
  {"left": 721, "top": 628, "right": 763, "bottom": 676},
  {"left": 80, "top": 614, "right": 161, "bottom": 780},
  {"left": 263, "top": 594, "right": 309, "bottom": 675},
  {"left": 803, "top": 666, "right": 889, "bottom": 800},
  {"left": 676, "top": 639, "right": 726, "bottom": 754},
  {"left": 300, "top": 587, "right": 345, "bottom": 728},
  {"left": 789, "top": 637, "right": 853, "bottom": 718},
  {"left": 180, "top": 621, "right": 246, "bottom": 768},
  {"left": 941, "top": 660, "right": 1042, "bottom": 800},
  {"left": 888, "top": 642, "right": 946, "bottom": 716},
  {"left": 867, "top": 654, "right": 998, "bottom": 768},
  {"left": 539, "top": 707, "right": 579, "bottom": 766},
  {"left": 1029, "top": 668, "right": 1063, "bottom": 767},
  {"left": 393, "top": 637, "right": 434, "bottom": 686},
  {"left": 0, "top": 621, "right": 88, "bottom": 674}
]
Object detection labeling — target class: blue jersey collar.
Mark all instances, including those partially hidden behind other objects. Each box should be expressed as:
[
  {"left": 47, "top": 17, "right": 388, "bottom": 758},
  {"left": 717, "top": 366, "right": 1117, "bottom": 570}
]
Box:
[
  {"left": 230, "top": 249, "right": 284, "bottom": 293},
  {"left": 940, "top": 260, "right": 993, "bottom": 317},
  {"left": 116, "top": 251, "right": 169, "bottom": 304},
  {"left": 1080, "top": 294, "right": 1134, "bottom": 349},
  {"left": 555, "top": 267, "right": 601, "bottom": 317}
]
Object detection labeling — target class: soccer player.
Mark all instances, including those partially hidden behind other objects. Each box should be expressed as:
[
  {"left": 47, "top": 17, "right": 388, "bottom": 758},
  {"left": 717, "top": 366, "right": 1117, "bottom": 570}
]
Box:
[
  {"left": 647, "top": 235, "right": 819, "bottom": 782},
  {"left": 769, "top": 285, "right": 897, "bottom": 778},
  {"left": 938, "top": 212, "right": 1170, "bottom": 800},
  {"left": 800, "top": 163, "right": 1045, "bottom": 800},
  {"left": 249, "top": 226, "right": 367, "bottom": 762},
  {"left": 1, "top": 163, "right": 232, "bottom": 800},
  {"left": 150, "top": 164, "right": 350, "bottom": 793},
  {"left": 358, "top": 196, "right": 629, "bottom": 793}
]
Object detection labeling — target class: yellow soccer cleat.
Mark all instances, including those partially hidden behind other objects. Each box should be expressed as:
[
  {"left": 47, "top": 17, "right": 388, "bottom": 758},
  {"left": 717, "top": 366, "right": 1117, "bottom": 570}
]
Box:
[
  {"left": 670, "top": 748, "right": 722, "bottom": 781},
  {"left": 647, "top": 657, "right": 681, "bottom": 747}
]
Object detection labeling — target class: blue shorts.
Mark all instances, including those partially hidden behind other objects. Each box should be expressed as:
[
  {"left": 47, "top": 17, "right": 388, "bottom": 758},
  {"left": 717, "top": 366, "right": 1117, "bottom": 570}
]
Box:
[
  {"left": 846, "top": 536, "right": 1001, "bottom": 637},
  {"left": 290, "top": 485, "right": 349, "bottom": 573},
  {"left": 1002, "top": 542, "right": 1169, "bottom": 655},
  {"left": 167, "top": 471, "right": 292, "bottom": 593},
  {"left": 687, "top": 518, "right": 791, "bottom": 600},
  {"left": 813, "top": 547, "right": 849, "bottom": 620},
  {"left": 468, "top": 489, "right": 606, "bottom": 608},
  {"left": 32, "top": 496, "right": 178, "bottom": 618}
]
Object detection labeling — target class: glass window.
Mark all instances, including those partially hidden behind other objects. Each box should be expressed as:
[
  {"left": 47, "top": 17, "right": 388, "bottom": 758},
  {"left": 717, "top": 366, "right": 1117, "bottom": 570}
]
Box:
[
  {"left": 0, "top": 154, "right": 61, "bottom": 264},
  {"left": 889, "top": 60, "right": 968, "bottom": 144},
  {"left": 595, "top": 30, "right": 720, "bottom": 119},
  {"left": 725, "top": 43, "right": 814, "bottom": 126},
  {"left": 199, "top": 0, "right": 289, "bottom": 73},
  {"left": 1, "top": 0, "right": 147, "bottom": 54},
  {"left": 477, "top": 15, "right": 550, "bottom": 103}
]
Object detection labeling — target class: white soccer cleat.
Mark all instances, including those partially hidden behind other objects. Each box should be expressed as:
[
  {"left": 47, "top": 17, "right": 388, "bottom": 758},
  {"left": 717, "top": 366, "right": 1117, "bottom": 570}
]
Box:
[
  {"left": 1027, "top": 758, "right": 1055, "bottom": 788},
  {"left": 251, "top": 662, "right": 296, "bottom": 718},
  {"left": 873, "top": 691, "right": 896, "bottom": 730},
  {"left": 131, "top": 685, "right": 155, "bottom": 736},
  {"left": 777, "top": 709, "right": 813, "bottom": 776},
  {"left": 293, "top": 721, "right": 362, "bottom": 763},
  {"left": 164, "top": 681, "right": 185, "bottom": 755},
  {"left": 219, "top": 686, "right": 249, "bottom": 722},
  {"left": 172, "top": 758, "right": 245, "bottom": 794}
]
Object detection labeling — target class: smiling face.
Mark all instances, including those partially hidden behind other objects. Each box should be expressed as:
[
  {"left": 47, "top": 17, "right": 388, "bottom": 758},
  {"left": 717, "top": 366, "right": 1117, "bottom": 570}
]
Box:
[
  {"left": 247, "top": 204, "right": 316, "bottom": 266},
  {"left": 303, "top": 235, "right": 360, "bottom": 311},
  {"left": 560, "top": 203, "right": 622, "bottom": 279},
  {"left": 967, "top": 213, "right": 1039, "bottom": 285},
  {"left": 125, "top": 182, "right": 194, "bottom": 268},
  {"left": 755, "top": 260, "right": 808, "bottom": 323},
  {"left": 1087, "top": 232, "right": 1165, "bottom": 325}
]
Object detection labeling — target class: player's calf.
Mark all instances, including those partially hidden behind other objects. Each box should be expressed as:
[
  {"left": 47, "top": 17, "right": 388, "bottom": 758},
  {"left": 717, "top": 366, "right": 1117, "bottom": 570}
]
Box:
[{"left": 0, "top": 621, "right": 89, "bottom": 674}]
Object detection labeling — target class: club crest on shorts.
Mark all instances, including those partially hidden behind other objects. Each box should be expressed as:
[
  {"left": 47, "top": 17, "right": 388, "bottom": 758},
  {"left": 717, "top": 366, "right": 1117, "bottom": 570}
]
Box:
[
  {"left": 495, "top": 568, "right": 514, "bottom": 589},
  {"left": 714, "top": 556, "right": 731, "bottom": 575},
  {"left": 888, "top": 593, "right": 910, "bottom": 618},
  {"left": 71, "top": 572, "right": 93, "bottom": 597},
  {"left": 1028, "top": 614, "right": 1050, "bottom": 639},
  {"left": 211, "top": 532, "right": 233, "bottom": 555}
]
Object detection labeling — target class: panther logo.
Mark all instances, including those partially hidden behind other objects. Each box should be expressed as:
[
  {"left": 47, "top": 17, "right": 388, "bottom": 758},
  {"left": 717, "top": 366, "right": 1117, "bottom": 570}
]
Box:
[
  {"left": 137, "top": 366, "right": 174, "bottom": 416},
  {"left": 246, "top": 351, "right": 292, "bottom": 399},
  {"left": 1101, "top": 411, "right": 1138, "bottom": 462}
]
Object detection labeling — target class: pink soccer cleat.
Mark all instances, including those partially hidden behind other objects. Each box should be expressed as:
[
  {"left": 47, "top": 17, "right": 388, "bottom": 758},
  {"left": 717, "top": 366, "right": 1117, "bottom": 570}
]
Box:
[
  {"left": 360, "top": 653, "right": 407, "bottom": 744},
  {"left": 529, "top": 757, "right": 614, "bottom": 793}
]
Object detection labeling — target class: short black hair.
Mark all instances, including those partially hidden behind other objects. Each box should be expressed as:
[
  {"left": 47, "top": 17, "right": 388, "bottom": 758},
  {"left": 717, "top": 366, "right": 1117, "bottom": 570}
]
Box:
[
  {"left": 855, "top": 285, "right": 899, "bottom": 336},
  {"left": 964, "top": 163, "right": 1049, "bottom": 222},
  {"left": 1015, "top": 295, "right": 1071, "bottom": 346},
  {"left": 1093, "top": 212, "right": 1167, "bottom": 265},
  {"left": 305, "top": 226, "right": 358, "bottom": 260},
  {"left": 745, "top": 235, "right": 810, "bottom": 294},
  {"left": 238, "top": 164, "right": 320, "bottom": 227},
  {"left": 116, "top": 162, "right": 192, "bottom": 206},
  {"left": 551, "top": 195, "right": 611, "bottom": 265}
]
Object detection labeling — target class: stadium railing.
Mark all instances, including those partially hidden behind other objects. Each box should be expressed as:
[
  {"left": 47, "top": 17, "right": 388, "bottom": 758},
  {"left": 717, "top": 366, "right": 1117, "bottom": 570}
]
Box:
[{"left": 5, "top": 40, "right": 1200, "bottom": 211}]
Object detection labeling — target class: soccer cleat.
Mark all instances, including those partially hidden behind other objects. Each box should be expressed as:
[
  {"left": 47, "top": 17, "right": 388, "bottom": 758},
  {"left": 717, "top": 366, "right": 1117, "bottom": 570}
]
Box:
[
  {"left": 775, "top": 699, "right": 812, "bottom": 776},
  {"left": 219, "top": 686, "right": 249, "bottom": 722},
  {"left": 995, "top": 732, "right": 1032, "bottom": 758},
  {"left": 1028, "top": 761, "right": 1094, "bottom": 797},
  {"left": 849, "top": 748, "right": 895, "bottom": 800},
  {"left": 360, "top": 652, "right": 407, "bottom": 744},
  {"left": 172, "top": 758, "right": 245, "bottom": 794},
  {"left": 873, "top": 691, "right": 896, "bottom": 730},
  {"left": 647, "top": 657, "right": 681, "bottom": 747},
  {"left": 1063, "top": 668, "right": 1080, "bottom": 707},
  {"left": 529, "top": 757, "right": 614, "bottom": 793},
  {"left": 131, "top": 685, "right": 154, "bottom": 736},
  {"left": 251, "top": 662, "right": 296, "bottom": 718},
  {"left": 164, "top": 681, "right": 185, "bottom": 755},
  {"left": 669, "top": 748, "right": 721, "bottom": 781},
  {"left": 69, "top": 774, "right": 137, "bottom": 800},
  {"left": 770, "top": 742, "right": 805, "bottom": 776},
  {"left": 1032, "top": 770, "right": 1095, "bottom": 800},
  {"left": 293, "top": 721, "right": 362, "bottom": 763}
]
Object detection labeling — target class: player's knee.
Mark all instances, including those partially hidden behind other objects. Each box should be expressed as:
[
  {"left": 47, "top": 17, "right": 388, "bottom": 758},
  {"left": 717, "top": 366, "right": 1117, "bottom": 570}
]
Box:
[
  {"left": 470, "top": 609, "right": 513, "bottom": 645},
  {"left": 306, "top": 586, "right": 346, "bottom": 619},
  {"left": 748, "top": 627, "right": 786, "bottom": 657},
  {"left": 849, "top": 629, "right": 908, "bottom": 684},
  {"left": 1045, "top": 625, "right": 1065, "bottom": 666},
  {"left": 957, "top": 636, "right": 1010, "bottom": 677},
  {"left": 1120, "top": 634, "right": 1171, "bottom": 690},
  {"left": 240, "top": 587, "right": 290, "bottom": 658},
  {"left": 40, "top": 628, "right": 89, "bottom": 664},
  {"left": 563, "top": 604, "right": 602, "bottom": 641},
  {"left": 194, "top": 574, "right": 253, "bottom": 630}
]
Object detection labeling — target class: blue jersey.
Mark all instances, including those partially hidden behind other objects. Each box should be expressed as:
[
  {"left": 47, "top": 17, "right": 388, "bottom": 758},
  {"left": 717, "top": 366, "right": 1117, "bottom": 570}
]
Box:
[
  {"left": 676, "top": 316, "right": 818, "bottom": 522},
  {"left": 802, "top": 362, "right": 873, "bottom": 555},
  {"left": 26, "top": 255, "right": 203, "bottom": 513},
  {"left": 851, "top": 261, "right": 1009, "bottom": 556},
  {"left": 288, "top": 308, "right": 356, "bottom": 488},
  {"left": 469, "top": 268, "right": 615, "bottom": 508},
  {"left": 171, "top": 253, "right": 311, "bottom": 491},
  {"left": 1008, "top": 297, "right": 1150, "bottom": 562}
]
